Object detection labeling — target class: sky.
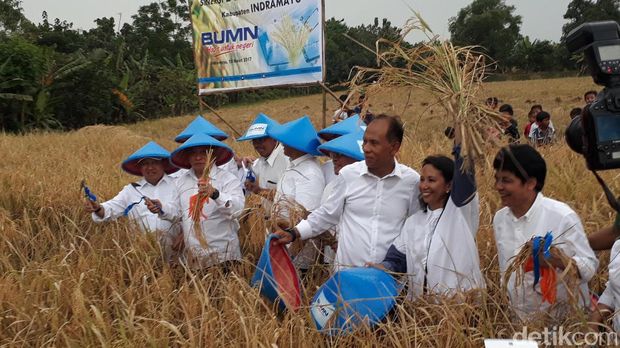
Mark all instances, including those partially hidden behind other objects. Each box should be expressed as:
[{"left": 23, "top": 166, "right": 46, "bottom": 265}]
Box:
[{"left": 22, "top": 0, "right": 572, "bottom": 42}]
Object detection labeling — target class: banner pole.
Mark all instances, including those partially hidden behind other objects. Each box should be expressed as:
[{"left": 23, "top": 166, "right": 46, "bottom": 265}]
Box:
[
  {"left": 322, "top": 88, "right": 327, "bottom": 128},
  {"left": 199, "top": 98, "right": 243, "bottom": 138}
]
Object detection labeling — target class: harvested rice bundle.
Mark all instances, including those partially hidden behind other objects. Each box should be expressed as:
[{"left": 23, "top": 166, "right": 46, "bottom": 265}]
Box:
[
  {"left": 188, "top": 149, "right": 216, "bottom": 248},
  {"left": 348, "top": 14, "right": 507, "bottom": 166},
  {"left": 270, "top": 195, "right": 309, "bottom": 256},
  {"left": 239, "top": 194, "right": 270, "bottom": 259}
]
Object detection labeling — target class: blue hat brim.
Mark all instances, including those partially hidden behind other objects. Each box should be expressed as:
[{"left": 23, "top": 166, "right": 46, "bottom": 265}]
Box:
[
  {"left": 121, "top": 141, "right": 178, "bottom": 176},
  {"left": 268, "top": 116, "right": 323, "bottom": 156},
  {"left": 318, "top": 114, "right": 365, "bottom": 140},
  {"left": 175, "top": 115, "right": 229, "bottom": 143},
  {"left": 318, "top": 131, "right": 365, "bottom": 161},
  {"left": 170, "top": 133, "right": 234, "bottom": 169},
  {"left": 237, "top": 113, "right": 280, "bottom": 142}
]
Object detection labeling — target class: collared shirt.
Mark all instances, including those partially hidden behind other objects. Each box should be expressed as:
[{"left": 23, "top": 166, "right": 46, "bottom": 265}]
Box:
[
  {"left": 274, "top": 154, "right": 325, "bottom": 212},
  {"left": 296, "top": 160, "right": 420, "bottom": 269},
  {"left": 321, "top": 160, "right": 337, "bottom": 185},
  {"left": 252, "top": 143, "right": 289, "bottom": 191},
  {"left": 493, "top": 193, "right": 598, "bottom": 319},
  {"left": 598, "top": 240, "right": 620, "bottom": 332},
  {"left": 162, "top": 165, "right": 244, "bottom": 267},
  {"left": 92, "top": 175, "right": 178, "bottom": 235}
]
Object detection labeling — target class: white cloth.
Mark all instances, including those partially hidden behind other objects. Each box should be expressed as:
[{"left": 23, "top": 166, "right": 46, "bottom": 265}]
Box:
[
  {"left": 321, "top": 178, "right": 340, "bottom": 264},
  {"left": 92, "top": 175, "right": 179, "bottom": 235},
  {"left": 321, "top": 160, "right": 337, "bottom": 185},
  {"left": 274, "top": 154, "right": 325, "bottom": 212},
  {"left": 598, "top": 240, "right": 620, "bottom": 332},
  {"left": 296, "top": 160, "right": 420, "bottom": 270},
  {"left": 162, "top": 165, "right": 244, "bottom": 268},
  {"left": 527, "top": 121, "right": 555, "bottom": 138},
  {"left": 252, "top": 143, "right": 289, "bottom": 191},
  {"left": 393, "top": 194, "right": 484, "bottom": 299},
  {"left": 493, "top": 193, "right": 598, "bottom": 320}
]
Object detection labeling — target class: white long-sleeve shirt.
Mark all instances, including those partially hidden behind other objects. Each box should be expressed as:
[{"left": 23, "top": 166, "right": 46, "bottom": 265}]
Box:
[
  {"left": 493, "top": 193, "right": 598, "bottom": 320},
  {"left": 296, "top": 160, "right": 420, "bottom": 269},
  {"left": 252, "top": 143, "right": 289, "bottom": 191},
  {"left": 274, "top": 154, "right": 325, "bottom": 212},
  {"left": 92, "top": 175, "right": 178, "bottom": 235},
  {"left": 162, "top": 165, "right": 244, "bottom": 267},
  {"left": 598, "top": 240, "right": 620, "bottom": 332}
]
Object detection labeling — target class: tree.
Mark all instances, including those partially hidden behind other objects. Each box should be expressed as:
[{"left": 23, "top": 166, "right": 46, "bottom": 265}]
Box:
[
  {"left": 448, "top": 0, "right": 522, "bottom": 70},
  {"left": 562, "top": 0, "right": 620, "bottom": 40}
]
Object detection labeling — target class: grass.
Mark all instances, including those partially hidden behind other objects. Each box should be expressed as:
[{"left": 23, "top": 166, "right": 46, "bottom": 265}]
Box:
[{"left": 1, "top": 76, "right": 619, "bottom": 346}]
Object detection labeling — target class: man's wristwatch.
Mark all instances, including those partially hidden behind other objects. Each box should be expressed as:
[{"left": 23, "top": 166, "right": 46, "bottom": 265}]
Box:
[
  {"left": 94, "top": 206, "right": 102, "bottom": 214},
  {"left": 283, "top": 227, "right": 298, "bottom": 242},
  {"left": 210, "top": 189, "right": 220, "bottom": 200}
]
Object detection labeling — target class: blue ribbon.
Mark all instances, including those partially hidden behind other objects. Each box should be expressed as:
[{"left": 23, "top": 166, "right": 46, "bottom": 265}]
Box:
[
  {"left": 123, "top": 197, "right": 145, "bottom": 216},
  {"left": 83, "top": 184, "right": 97, "bottom": 202},
  {"left": 532, "top": 231, "right": 553, "bottom": 288},
  {"left": 246, "top": 168, "right": 256, "bottom": 183}
]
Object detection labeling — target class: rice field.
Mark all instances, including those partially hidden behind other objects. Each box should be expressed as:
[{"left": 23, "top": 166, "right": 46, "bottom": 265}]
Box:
[{"left": 1, "top": 76, "right": 619, "bottom": 346}]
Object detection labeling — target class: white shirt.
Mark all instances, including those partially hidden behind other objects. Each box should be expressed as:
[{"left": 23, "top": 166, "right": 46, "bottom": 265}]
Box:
[
  {"left": 321, "top": 178, "right": 340, "bottom": 264},
  {"left": 393, "top": 194, "right": 484, "bottom": 299},
  {"left": 92, "top": 175, "right": 178, "bottom": 235},
  {"left": 321, "top": 160, "right": 337, "bottom": 185},
  {"left": 528, "top": 121, "right": 555, "bottom": 138},
  {"left": 493, "top": 193, "right": 598, "bottom": 319},
  {"left": 162, "top": 165, "right": 245, "bottom": 267},
  {"left": 296, "top": 160, "right": 420, "bottom": 269},
  {"left": 252, "top": 143, "right": 289, "bottom": 191},
  {"left": 274, "top": 154, "right": 325, "bottom": 212},
  {"left": 598, "top": 240, "right": 620, "bottom": 332}
]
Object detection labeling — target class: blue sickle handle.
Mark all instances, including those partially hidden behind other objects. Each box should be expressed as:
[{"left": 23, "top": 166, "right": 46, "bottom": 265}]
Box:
[
  {"left": 246, "top": 168, "right": 256, "bottom": 183},
  {"left": 123, "top": 197, "right": 145, "bottom": 216},
  {"left": 532, "top": 236, "right": 541, "bottom": 288},
  {"left": 83, "top": 185, "right": 97, "bottom": 202}
]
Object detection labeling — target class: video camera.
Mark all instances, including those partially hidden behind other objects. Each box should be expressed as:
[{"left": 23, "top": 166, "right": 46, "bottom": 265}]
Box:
[{"left": 565, "top": 21, "right": 620, "bottom": 170}]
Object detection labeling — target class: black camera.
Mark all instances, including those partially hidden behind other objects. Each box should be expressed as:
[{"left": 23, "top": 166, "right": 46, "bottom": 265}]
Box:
[{"left": 565, "top": 21, "right": 620, "bottom": 170}]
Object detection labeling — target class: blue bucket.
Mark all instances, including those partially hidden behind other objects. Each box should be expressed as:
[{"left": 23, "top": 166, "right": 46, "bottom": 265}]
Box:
[
  {"left": 310, "top": 267, "right": 399, "bottom": 335},
  {"left": 251, "top": 234, "right": 301, "bottom": 313}
]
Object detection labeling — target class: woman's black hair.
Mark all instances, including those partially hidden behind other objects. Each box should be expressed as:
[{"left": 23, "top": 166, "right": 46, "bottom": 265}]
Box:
[{"left": 419, "top": 155, "right": 454, "bottom": 211}]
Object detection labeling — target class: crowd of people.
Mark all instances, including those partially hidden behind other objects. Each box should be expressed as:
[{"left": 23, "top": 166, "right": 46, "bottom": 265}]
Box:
[{"left": 83, "top": 90, "right": 620, "bottom": 331}]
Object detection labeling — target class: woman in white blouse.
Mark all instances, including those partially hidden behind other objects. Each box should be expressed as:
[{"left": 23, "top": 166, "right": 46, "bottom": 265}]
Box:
[{"left": 373, "top": 128, "right": 485, "bottom": 299}]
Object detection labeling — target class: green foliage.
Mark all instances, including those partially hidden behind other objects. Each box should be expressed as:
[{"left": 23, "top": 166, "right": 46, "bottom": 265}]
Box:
[
  {"left": 449, "top": 0, "right": 522, "bottom": 70},
  {"left": 562, "top": 0, "right": 620, "bottom": 40}
]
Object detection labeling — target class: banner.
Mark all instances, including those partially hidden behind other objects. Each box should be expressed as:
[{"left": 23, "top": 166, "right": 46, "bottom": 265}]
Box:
[{"left": 189, "top": 0, "right": 325, "bottom": 95}]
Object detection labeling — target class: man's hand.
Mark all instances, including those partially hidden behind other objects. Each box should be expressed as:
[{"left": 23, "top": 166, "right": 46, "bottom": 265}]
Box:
[
  {"left": 244, "top": 180, "right": 261, "bottom": 195},
  {"left": 198, "top": 178, "right": 215, "bottom": 198},
  {"left": 172, "top": 230, "right": 184, "bottom": 252},
  {"left": 84, "top": 199, "right": 104, "bottom": 218},
  {"left": 528, "top": 241, "right": 568, "bottom": 270},
  {"left": 146, "top": 198, "right": 162, "bottom": 214},
  {"left": 242, "top": 156, "right": 256, "bottom": 168},
  {"left": 272, "top": 222, "right": 299, "bottom": 245},
  {"left": 365, "top": 262, "right": 387, "bottom": 271}
]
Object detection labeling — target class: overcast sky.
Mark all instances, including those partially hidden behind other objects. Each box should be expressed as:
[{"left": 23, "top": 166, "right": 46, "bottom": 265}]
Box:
[{"left": 22, "top": 0, "right": 572, "bottom": 42}]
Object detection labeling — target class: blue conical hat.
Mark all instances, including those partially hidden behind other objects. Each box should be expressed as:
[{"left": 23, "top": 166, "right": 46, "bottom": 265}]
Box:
[
  {"left": 237, "top": 113, "right": 280, "bottom": 141},
  {"left": 170, "top": 133, "right": 234, "bottom": 169},
  {"left": 310, "top": 267, "right": 399, "bottom": 335},
  {"left": 318, "top": 114, "right": 366, "bottom": 140},
  {"left": 121, "top": 141, "right": 179, "bottom": 176},
  {"left": 175, "top": 115, "right": 229, "bottom": 143},
  {"left": 318, "top": 130, "right": 365, "bottom": 161},
  {"left": 268, "top": 116, "right": 322, "bottom": 156}
]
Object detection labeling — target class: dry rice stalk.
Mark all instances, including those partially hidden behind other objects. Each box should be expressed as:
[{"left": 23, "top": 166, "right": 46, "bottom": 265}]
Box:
[
  {"left": 348, "top": 14, "right": 507, "bottom": 168},
  {"left": 238, "top": 194, "right": 269, "bottom": 260},
  {"left": 189, "top": 149, "right": 216, "bottom": 249},
  {"left": 271, "top": 15, "right": 311, "bottom": 66},
  {"left": 270, "top": 195, "right": 309, "bottom": 256}
]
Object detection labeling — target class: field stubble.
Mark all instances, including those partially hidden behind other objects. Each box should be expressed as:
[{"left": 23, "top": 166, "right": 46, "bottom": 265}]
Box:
[{"left": 0, "top": 77, "right": 619, "bottom": 346}]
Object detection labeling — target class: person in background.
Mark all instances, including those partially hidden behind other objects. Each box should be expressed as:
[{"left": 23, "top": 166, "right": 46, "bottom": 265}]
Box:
[
  {"left": 492, "top": 144, "right": 598, "bottom": 321},
  {"left": 372, "top": 123, "right": 484, "bottom": 299},
  {"left": 84, "top": 141, "right": 181, "bottom": 263},
  {"left": 486, "top": 97, "right": 499, "bottom": 110},
  {"left": 499, "top": 104, "right": 520, "bottom": 143},
  {"left": 273, "top": 115, "right": 420, "bottom": 271},
  {"left": 584, "top": 90, "right": 597, "bottom": 105},
  {"left": 236, "top": 113, "right": 289, "bottom": 203},
  {"left": 529, "top": 111, "right": 555, "bottom": 146},
  {"left": 569, "top": 107, "right": 582, "bottom": 120},
  {"left": 317, "top": 114, "right": 365, "bottom": 185},
  {"left": 524, "top": 105, "right": 543, "bottom": 138},
  {"left": 332, "top": 94, "right": 352, "bottom": 124}
]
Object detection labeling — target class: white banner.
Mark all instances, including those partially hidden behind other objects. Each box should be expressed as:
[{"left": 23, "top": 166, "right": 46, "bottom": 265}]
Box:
[{"left": 189, "top": 0, "right": 325, "bottom": 94}]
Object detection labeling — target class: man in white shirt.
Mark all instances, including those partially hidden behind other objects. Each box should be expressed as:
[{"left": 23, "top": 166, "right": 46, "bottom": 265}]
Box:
[
  {"left": 274, "top": 115, "right": 421, "bottom": 270},
  {"left": 492, "top": 144, "right": 598, "bottom": 320},
  {"left": 155, "top": 133, "right": 245, "bottom": 270},
  {"left": 268, "top": 116, "right": 326, "bottom": 270},
  {"left": 237, "top": 113, "right": 289, "bottom": 200},
  {"left": 84, "top": 141, "right": 181, "bottom": 263}
]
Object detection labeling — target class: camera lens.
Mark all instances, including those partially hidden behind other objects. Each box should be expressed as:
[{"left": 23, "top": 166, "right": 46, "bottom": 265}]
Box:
[{"left": 565, "top": 115, "right": 585, "bottom": 154}]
